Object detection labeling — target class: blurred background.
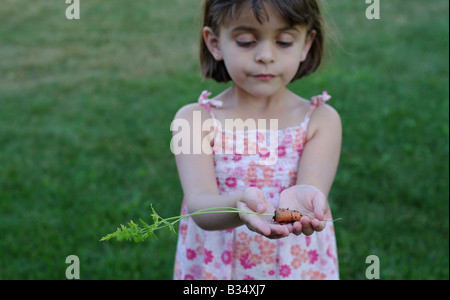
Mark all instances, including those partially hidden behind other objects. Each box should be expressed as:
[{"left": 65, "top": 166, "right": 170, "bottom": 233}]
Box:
[{"left": 0, "top": 0, "right": 448, "bottom": 279}]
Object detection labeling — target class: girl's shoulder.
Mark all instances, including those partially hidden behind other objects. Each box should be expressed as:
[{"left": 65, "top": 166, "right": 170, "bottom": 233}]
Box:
[
  {"left": 173, "top": 102, "right": 213, "bottom": 124},
  {"left": 306, "top": 103, "right": 342, "bottom": 141},
  {"left": 311, "top": 102, "right": 341, "bottom": 124}
]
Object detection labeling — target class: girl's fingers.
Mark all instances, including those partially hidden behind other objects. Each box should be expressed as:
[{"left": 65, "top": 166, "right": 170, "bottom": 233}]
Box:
[
  {"left": 244, "top": 210, "right": 289, "bottom": 239},
  {"left": 264, "top": 224, "right": 290, "bottom": 239},
  {"left": 312, "top": 192, "right": 327, "bottom": 221},
  {"left": 250, "top": 217, "right": 271, "bottom": 236},
  {"left": 301, "top": 216, "right": 314, "bottom": 236},
  {"left": 246, "top": 215, "right": 289, "bottom": 238},
  {"left": 291, "top": 222, "right": 303, "bottom": 236},
  {"left": 243, "top": 187, "right": 267, "bottom": 213},
  {"left": 311, "top": 219, "right": 326, "bottom": 232}
]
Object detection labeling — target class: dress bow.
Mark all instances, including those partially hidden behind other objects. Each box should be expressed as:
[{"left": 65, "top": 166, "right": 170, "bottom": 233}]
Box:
[
  {"left": 198, "top": 90, "right": 223, "bottom": 108},
  {"left": 311, "top": 91, "right": 332, "bottom": 107}
]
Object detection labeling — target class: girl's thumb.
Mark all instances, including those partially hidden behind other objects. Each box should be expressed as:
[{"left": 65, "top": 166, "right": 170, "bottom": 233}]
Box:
[
  {"left": 244, "top": 187, "right": 266, "bottom": 213},
  {"left": 256, "top": 202, "right": 266, "bottom": 214},
  {"left": 313, "top": 192, "right": 327, "bottom": 221}
]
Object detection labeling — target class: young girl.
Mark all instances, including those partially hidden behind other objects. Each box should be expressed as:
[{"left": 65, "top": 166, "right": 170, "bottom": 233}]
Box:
[{"left": 173, "top": 0, "right": 342, "bottom": 280}]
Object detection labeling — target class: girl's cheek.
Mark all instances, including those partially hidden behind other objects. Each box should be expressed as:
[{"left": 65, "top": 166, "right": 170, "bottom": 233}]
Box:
[{"left": 224, "top": 58, "right": 247, "bottom": 76}]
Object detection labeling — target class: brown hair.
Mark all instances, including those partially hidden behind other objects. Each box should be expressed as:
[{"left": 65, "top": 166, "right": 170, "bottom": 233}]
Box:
[{"left": 200, "top": 0, "right": 325, "bottom": 83}]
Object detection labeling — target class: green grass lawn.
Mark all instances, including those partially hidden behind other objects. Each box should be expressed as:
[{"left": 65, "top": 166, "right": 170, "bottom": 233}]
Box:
[{"left": 0, "top": 0, "right": 448, "bottom": 280}]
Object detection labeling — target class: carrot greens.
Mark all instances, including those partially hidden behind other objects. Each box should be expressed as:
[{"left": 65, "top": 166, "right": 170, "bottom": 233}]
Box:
[{"left": 100, "top": 205, "right": 273, "bottom": 243}]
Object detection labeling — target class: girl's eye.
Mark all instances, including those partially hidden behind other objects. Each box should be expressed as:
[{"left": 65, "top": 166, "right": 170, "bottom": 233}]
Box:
[
  {"left": 277, "top": 41, "right": 294, "bottom": 48},
  {"left": 276, "top": 33, "right": 295, "bottom": 48},
  {"left": 236, "top": 33, "right": 256, "bottom": 48},
  {"left": 236, "top": 40, "right": 256, "bottom": 48}
]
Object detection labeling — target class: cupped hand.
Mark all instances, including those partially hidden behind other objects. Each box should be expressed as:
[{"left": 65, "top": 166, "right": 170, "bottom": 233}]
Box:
[
  {"left": 278, "top": 185, "right": 328, "bottom": 236},
  {"left": 237, "top": 187, "right": 290, "bottom": 239}
]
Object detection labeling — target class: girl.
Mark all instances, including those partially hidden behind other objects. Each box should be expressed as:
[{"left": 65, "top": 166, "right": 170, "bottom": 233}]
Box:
[{"left": 173, "top": 0, "right": 342, "bottom": 280}]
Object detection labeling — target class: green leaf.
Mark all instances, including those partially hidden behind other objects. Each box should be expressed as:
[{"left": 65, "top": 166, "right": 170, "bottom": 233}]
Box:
[{"left": 100, "top": 205, "right": 275, "bottom": 243}]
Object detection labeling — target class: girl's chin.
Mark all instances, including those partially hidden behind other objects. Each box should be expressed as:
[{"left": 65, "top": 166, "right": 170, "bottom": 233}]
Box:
[{"left": 233, "top": 83, "right": 287, "bottom": 99}]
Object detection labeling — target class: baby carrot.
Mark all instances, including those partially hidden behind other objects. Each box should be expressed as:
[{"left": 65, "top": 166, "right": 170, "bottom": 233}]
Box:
[
  {"left": 273, "top": 208, "right": 309, "bottom": 224},
  {"left": 273, "top": 208, "right": 341, "bottom": 224}
]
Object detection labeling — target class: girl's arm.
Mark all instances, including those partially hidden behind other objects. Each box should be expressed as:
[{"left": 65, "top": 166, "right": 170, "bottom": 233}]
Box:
[
  {"left": 173, "top": 104, "right": 240, "bottom": 230},
  {"left": 173, "top": 104, "right": 289, "bottom": 237},
  {"left": 297, "top": 104, "right": 342, "bottom": 196},
  {"left": 279, "top": 104, "right": 342, "bottom": 235}
]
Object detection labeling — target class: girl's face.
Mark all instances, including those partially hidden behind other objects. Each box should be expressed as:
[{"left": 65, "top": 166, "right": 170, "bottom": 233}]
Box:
[{"left": 204, "top": 4, "right": 315, "bottom": 99}]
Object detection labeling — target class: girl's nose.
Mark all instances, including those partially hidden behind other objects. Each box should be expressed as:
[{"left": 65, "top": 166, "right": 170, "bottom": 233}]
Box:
[{"left": 255, "top": 41, "right": 275, "bottom": 64}]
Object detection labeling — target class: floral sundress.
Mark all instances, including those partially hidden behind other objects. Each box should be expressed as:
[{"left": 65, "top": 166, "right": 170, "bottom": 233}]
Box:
[{"left": 173, "top": 91, "right": 339, "bottom": 280}]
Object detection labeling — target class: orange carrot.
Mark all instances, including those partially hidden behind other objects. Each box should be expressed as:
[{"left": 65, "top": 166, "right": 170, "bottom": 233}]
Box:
[
  {"left": 273, "top": 208, "right": 341, "bottom": 224},
  {"left": 273, "top": 208, "right": 311, "bottom": 224}
]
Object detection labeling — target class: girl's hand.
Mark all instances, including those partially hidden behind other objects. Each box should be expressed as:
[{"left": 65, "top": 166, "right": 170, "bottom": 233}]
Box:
[
  {"left": 278, "top": 185, "right": 328, "bottom": 236},
  {"left": 237, "top": 187, "right": 289, "bottom": 239}
]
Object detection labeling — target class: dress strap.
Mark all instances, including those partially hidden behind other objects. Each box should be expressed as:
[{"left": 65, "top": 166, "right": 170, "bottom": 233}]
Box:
[
  {"left": 303, "top": 91, "right": 332, "bottom": 126},
  {"left": 311, "top": 91, "right": 332, "bottom": 107},
  {"left": 198, "top": 91, "right": 223, "bottom": 137},
  {"left": 198, "top": 90, "right": 223, "bottom": 121}
]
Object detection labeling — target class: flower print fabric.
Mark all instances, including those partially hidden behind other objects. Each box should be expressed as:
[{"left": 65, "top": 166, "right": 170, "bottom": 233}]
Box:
[{"left": 173, "top": 92, "right": 339, "bottom": 280}]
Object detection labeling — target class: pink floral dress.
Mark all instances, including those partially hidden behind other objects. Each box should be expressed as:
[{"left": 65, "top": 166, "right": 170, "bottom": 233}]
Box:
[{"left": 173, "top": 91, "right": 339, "bottom": 280}]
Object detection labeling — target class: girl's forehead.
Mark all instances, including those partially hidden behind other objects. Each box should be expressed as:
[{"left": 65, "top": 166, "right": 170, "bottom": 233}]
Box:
[{"left": 222, "top": 3, "right": 293, "bottom": 30}]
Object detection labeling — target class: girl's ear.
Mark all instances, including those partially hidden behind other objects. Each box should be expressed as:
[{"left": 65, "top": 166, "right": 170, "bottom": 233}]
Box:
[
  {"left": 300, "top": 30, "right": 316, "bottom": 62},
  {"left": 203, "top": 27, "right": 223, "bottom": 61}
]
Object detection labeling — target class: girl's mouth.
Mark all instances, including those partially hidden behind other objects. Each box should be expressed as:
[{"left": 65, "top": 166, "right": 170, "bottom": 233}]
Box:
[{"left": 254, "top": 74, "right": 276, "bottom": 81}]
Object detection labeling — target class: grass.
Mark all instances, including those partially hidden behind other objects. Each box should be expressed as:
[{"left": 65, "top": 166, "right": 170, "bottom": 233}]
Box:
[{"left": 0, "top": 0, "right": 448, "bottom": 279}]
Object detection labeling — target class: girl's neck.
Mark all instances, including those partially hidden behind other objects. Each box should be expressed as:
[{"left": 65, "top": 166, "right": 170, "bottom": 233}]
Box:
[{"left": 224, "top": 85, "right": 291, "bottom": 115}]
